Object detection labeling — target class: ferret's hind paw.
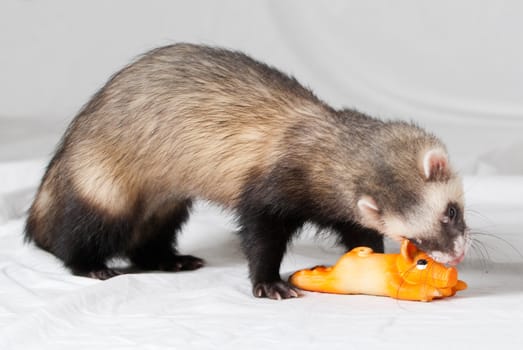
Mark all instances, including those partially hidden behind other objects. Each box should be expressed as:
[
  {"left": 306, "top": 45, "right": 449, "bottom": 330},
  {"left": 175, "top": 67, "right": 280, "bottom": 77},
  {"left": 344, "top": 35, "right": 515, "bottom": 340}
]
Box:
[
  {"left": 86, "top": 268, "right": 122, "bottom": 280},
  {"left": 158, "top": 255, "right": 205, "bottom": 272}
]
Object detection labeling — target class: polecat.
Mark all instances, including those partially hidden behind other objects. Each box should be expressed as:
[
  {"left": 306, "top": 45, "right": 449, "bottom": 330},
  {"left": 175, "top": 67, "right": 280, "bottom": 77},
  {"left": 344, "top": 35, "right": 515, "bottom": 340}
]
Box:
[{"left": 25, "top": 43, "right": 469, "bottom": 299}]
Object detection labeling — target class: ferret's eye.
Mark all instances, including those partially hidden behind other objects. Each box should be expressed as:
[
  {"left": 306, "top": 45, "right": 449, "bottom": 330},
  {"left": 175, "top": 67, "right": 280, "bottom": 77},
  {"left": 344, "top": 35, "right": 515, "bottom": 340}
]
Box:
[
  {"left": 442, "top": 204, "right": 458, "bottom": 224},
  {"left": 447, "top": 205, "right": 457, "bottom": 221},
  {"left": 416, "top": 259, "right": 428, "bottom": 270}
]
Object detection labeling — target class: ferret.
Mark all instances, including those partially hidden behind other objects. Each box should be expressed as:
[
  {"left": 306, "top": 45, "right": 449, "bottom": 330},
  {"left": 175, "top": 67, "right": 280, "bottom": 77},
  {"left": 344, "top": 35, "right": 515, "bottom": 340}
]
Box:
[{"left": 25, "top": 43, "right": 469, "bottom": 299}]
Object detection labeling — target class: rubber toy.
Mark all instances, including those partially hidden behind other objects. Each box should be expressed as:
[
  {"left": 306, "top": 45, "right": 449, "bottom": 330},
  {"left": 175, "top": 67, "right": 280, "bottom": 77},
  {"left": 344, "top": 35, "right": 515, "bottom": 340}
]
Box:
[{"left": 289, "top": 240, "right": 467, "bottom": 301}]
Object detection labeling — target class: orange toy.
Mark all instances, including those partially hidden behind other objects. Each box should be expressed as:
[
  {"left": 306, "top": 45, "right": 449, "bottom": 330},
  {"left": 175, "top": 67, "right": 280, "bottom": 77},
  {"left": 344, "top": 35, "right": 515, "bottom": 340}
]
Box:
[{"left": 289, "top": 240, "right": 467, "bottom": 302}]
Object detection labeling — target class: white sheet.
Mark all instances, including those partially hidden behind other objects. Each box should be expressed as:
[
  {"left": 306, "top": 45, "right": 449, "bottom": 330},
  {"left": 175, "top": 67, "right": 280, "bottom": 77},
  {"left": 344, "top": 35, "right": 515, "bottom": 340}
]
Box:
[{"left": 1, "top": 146, "right": 523, "bottom": 349}]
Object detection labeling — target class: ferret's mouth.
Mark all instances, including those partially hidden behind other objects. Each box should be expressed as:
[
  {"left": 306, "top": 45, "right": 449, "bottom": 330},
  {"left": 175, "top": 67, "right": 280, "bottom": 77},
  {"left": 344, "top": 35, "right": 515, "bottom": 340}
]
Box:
[
  {"left": 428, "top": 251, "right": 466, "bottom": 266},
  {"left": 416, "top": 233, "right": 469, "bottom": 266},
  {"left": 447, "top": 252, "right": 466, "bottom": 266}
]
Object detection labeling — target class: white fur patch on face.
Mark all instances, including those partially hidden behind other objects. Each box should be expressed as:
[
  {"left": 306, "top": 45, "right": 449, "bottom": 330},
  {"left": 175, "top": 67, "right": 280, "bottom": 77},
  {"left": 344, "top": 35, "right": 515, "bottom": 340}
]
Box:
[
  {"left": 428, "top": 251, "right": 455, "bottom": 265},
  {"left": 428, "top": 233, "right": 470, "bottom": 265},
  {"left": 417, "top": 177, "right": 464, "bottom": 235},
  {"left": 381, "top": 215, "right": 409, "bottom": 242},
  {"left": 381, "top": 176, "right": 465, "bottom": 243},
  {"left": 424, "top": 177, "right": 464, "bottom": 219}
]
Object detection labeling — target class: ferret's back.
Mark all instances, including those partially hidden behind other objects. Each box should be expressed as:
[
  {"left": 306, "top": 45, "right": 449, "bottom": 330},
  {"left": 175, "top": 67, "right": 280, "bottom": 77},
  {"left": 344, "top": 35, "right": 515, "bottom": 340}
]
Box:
[{"left": 54, "top": 44, "right": 333, "bottom": 209}]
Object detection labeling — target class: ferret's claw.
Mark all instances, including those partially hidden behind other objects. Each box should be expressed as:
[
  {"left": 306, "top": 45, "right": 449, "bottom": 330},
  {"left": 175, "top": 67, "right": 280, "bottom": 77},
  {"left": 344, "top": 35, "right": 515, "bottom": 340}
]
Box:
[
  {"left": 253, "top": 281, "right": 301, "bottom": 300},
  {"left": 87, "top": 268, "right": 122, "bottom": 280}
]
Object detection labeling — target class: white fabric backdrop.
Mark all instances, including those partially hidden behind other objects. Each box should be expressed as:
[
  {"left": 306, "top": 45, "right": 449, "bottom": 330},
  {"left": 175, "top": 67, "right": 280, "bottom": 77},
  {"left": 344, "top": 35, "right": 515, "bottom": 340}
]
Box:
[{"left": 1, "top": 0, "right": 522, "bottom": 172}]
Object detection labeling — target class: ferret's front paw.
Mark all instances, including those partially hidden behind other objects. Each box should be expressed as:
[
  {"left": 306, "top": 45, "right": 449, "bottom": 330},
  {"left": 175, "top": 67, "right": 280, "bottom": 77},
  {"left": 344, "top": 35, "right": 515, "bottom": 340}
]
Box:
[{"left": 253, "top": 281, "right": 301, "bottom": 300}]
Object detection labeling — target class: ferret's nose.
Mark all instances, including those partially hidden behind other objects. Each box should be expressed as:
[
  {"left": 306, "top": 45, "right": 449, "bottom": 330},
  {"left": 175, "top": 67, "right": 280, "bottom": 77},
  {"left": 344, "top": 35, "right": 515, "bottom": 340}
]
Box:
[{"left": 448, "top": 252, "right": 466, "bottom": 266}]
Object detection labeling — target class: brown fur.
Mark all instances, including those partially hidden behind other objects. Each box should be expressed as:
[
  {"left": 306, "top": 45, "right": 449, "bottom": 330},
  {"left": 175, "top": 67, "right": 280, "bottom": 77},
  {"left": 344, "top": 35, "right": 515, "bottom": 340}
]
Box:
[{"left": 52, "top": 45, "right": 331, "bottom": 213}]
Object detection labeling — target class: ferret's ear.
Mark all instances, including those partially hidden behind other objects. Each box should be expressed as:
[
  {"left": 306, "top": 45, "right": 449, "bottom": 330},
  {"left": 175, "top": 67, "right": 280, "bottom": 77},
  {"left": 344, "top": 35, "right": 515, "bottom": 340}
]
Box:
[
  {"left": 357, "top": 196, "right": 380, "bottom": 222},
  {"left": 421, "top": 148, "right": 449, "bottom": 181},
  {"left": 400, "top": 240, "right": 418, "bottom": 263}
]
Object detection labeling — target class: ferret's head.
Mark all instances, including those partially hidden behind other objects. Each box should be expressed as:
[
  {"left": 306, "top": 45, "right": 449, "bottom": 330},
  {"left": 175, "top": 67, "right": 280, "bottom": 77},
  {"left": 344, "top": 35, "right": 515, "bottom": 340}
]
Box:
[{"left": 357, "top": 144, "right": 469, "bottom": 266}]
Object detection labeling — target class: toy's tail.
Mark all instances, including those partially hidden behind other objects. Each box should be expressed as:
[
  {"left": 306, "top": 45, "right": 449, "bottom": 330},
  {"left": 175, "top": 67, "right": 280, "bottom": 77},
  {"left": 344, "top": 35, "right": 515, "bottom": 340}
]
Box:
[
  {"left": 289, "top": 266, "right": 345, "bottom": 294},
  {"left": 456, "top": 280, "right": 467, "bottom": 291}
]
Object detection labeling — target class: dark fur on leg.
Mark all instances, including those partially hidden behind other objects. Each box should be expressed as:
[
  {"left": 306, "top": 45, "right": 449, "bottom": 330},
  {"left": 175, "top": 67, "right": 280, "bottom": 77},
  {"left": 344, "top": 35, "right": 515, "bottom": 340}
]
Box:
[
  {"left": 332, "top": 221, "right": 384, "bottom": 253},
  {"left": 128, "top": 199, "right": 205, "bottom": 272},
  {"left": 26, "top": 188, "right": 132, "bottom": 279},
  {"left": 238, "top": 208, "right": 304, "bottom": 300}
]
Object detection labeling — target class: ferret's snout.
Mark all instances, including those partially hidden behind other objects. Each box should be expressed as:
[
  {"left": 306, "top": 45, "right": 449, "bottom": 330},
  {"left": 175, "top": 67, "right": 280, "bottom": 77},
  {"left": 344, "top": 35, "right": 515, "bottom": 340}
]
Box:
[
  {"left": 447, "top": 251, "right": 466, "bottom": 266},
  {"left": 433, "top": 237, "right": 469, "bottom": 266},
  {"left": 451, "top": 232, "right": 470, "bottom": 265},
  {"left": 415, "top": 232, "right": 469, "bottom": 266}
]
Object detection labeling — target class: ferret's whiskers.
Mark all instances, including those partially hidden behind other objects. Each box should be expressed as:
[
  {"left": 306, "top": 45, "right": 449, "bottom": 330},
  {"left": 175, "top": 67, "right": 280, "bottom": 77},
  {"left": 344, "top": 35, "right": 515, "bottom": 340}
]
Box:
[
  {"left": 470, "top": 239, "right": 489, "bottom": 272},
  {"left": 472, "top": 237, "right": 491, "bottom": 261},
  {"left": 465, "top": 209, "right": 492, "bottom": 222},
  {"left": 471, "top": 230, "right": 523, "bottom": 259}
]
